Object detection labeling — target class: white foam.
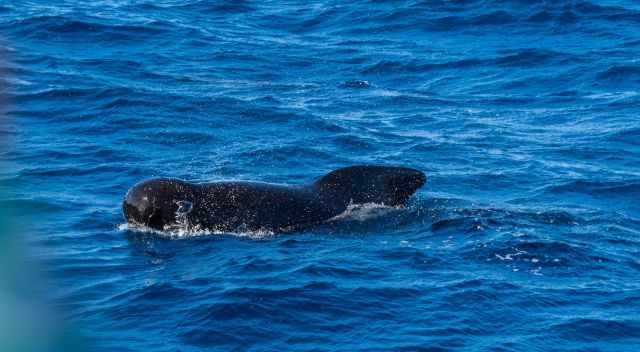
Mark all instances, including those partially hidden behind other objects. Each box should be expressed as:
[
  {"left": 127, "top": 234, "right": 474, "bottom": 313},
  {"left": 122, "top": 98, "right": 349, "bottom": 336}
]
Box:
[
  {"left": 328, "top": 202, "right": 401, "bottom": 222},
  {"left": 494, "top": 248, "right": 528, "bottom": 261},
  {"left": 117, "top": 222, "right": 274, "bottom": 240}
]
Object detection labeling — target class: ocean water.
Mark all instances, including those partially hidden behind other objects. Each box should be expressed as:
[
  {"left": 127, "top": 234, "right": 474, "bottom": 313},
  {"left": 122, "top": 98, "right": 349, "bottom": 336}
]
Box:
[{"left": 1, "top": 0, "right": 640, "bottom": 350}]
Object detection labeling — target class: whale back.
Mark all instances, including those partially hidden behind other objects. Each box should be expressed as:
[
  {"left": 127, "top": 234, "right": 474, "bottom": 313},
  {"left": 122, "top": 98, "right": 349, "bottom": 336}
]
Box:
[{"left": 313, "top": 165, "right": 426, "bottom": 207}]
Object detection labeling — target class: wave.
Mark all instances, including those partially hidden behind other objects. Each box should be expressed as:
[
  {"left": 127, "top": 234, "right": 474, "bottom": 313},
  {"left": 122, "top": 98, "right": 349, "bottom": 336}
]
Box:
[
  {"left": 171, "top": 1, "right": 256, "bottom": 14},
  {"left": 543, "top": 179, "right": 640, "bottom": 197},
  {"left": 596, "top": 65, "right": 640, "bottom": 81},
  {"left": 362, "top": 49, "right": 571, "bottom": 75},
  {"left": 11, "top": 86, "right": 137, "bottom": 104},
  {"left": 375, "top": 246, "right": 444, "bottom": 269},
  {"left": 235, "top": 146, "right": 338, "bottom": 165},
  {"left": 109, "top": 282, "right": 193, "bottom": 304},
  {"left": 608, "top": 128, "right": 640, "bottom": 145},
  {"left": 19, "top": 165, "right": 132, "bottom": 178},
  {"left": 294, "top": 264, "right": 373, "bottom": 278},
  {"left": 0, "top": 198, "right": 74, "bottom": 214},
  {"left": 551, "top": 318, "right": 640, "bottom": 341},
  {"left": 6, "top": 15, "right": 179, "bottom": 41}
]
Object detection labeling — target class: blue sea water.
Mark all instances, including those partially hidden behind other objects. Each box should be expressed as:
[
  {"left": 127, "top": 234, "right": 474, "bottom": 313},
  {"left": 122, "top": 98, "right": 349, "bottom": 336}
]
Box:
[{"left": 1, "top": 0, "right": 640, "bottom": 350}]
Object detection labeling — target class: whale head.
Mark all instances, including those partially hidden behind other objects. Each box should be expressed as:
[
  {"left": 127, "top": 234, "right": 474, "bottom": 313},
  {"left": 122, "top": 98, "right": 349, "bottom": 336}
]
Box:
[{"left": 122, "top": 178, "right": 195, "bottom": 230}]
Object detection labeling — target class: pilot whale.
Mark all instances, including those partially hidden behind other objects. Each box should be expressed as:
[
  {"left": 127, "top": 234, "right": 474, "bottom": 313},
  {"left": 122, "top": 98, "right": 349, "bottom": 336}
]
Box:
[{"left": 122, "top": 165, "right": 426, "bottom": 232}]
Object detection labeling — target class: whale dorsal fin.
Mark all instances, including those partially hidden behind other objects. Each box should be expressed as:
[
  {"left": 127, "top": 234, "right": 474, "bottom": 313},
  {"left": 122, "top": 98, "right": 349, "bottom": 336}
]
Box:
[{"left": 313, "top": 165, "right": 426, "bottom": 206}]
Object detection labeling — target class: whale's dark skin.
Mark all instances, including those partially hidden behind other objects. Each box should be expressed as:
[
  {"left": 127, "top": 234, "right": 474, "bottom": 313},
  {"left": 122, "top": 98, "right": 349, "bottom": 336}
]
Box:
[{"left": 123, "top": 165, "right": 426, "bottom": 232}]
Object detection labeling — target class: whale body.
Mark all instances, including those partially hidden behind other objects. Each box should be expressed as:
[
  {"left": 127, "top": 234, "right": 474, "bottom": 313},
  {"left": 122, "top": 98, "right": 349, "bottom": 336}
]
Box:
[{"left": 122, "top": 165, "right": 426, "bottom": 233}]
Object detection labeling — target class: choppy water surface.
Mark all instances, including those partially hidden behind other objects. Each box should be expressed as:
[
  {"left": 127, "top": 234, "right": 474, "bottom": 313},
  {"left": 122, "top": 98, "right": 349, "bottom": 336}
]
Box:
[{"left": 2, "top": 1, "right": 640, "bottom": 350}]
